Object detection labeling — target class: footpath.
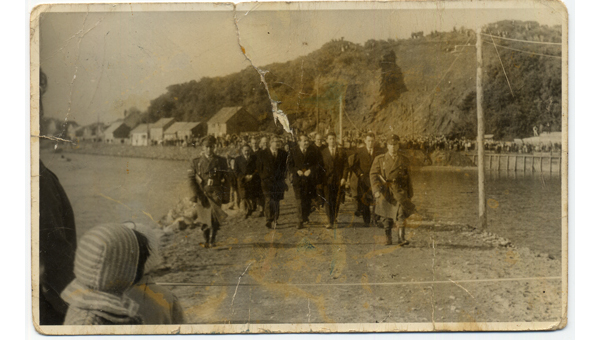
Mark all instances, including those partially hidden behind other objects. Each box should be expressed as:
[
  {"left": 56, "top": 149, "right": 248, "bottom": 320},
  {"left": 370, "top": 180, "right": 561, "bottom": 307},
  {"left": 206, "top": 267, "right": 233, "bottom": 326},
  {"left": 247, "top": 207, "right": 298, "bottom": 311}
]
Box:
[{"left": 149, "top": 189, "right": 562, "bottom": 327}]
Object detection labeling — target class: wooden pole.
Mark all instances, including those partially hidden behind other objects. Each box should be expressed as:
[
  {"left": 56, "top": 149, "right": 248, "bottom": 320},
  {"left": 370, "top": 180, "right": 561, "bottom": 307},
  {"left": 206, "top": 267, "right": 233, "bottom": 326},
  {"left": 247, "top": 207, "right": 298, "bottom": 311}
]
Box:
[
  {"left": 316, "top": 78, "right": 319, "bottom": 133},
  {"left": 339, "top": 95, "right": 343, "bottom": 145},
  {"left": 476, "top": 28, "right": 487, "bottom": 229}
]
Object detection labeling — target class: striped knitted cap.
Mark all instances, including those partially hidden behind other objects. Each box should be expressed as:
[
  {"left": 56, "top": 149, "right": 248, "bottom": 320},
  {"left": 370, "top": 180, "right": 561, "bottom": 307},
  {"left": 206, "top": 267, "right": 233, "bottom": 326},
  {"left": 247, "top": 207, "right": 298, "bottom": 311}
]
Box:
[{"left": 73, "top": 224, "right": 140, "bottom": 293}]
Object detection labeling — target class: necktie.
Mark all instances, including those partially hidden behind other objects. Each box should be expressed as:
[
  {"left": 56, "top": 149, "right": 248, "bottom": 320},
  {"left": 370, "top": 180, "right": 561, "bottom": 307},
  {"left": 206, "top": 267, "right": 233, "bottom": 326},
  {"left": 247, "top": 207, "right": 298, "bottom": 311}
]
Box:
[{"left": 330, "top": 148, "right": 335, "bottom": 158}]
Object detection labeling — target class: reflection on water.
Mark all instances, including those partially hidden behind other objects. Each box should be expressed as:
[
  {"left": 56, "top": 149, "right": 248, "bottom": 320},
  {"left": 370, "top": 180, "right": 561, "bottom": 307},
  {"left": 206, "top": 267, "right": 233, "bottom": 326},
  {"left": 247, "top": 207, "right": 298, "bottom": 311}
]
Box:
[{"left": 412, "top": 169, "right": 562, "bottom": 258}]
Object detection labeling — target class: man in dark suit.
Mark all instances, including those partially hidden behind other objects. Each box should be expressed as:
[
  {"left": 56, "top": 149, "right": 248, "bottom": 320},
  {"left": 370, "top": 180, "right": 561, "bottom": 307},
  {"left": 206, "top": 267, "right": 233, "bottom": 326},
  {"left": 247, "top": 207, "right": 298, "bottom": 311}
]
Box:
[
  {"left": 249, "top": 136, "right": 265, "bottom": 216},
  {"left": 288, "top": 134, "right": 322, "bottom": 229},
  {"left": 234, "top": 144, "right": 260, "bottom": 219},
  {"left": 314, "top": 133, "right": 327, "bottom": 151},
  {"left": 370, "top": 134, "right": 415, "bottom": 246},
  {"left": 312, "top": 133, "right": 327, "bottom": 210},
  {"left": 320, "top": 132, "right": 349, "bottom": 229},
  {"left": 351, "top": 132, "right": 383, "bottom": 227},
  {"left": 256, "top": 138, "right": 288, "bottom": 229}
]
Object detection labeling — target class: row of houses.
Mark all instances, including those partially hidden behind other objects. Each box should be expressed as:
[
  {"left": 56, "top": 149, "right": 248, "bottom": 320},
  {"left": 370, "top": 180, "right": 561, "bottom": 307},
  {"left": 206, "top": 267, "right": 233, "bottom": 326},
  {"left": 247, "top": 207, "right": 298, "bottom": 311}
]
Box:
[{"left": 96, "top": 106, "right": 259, "bottom": 146}]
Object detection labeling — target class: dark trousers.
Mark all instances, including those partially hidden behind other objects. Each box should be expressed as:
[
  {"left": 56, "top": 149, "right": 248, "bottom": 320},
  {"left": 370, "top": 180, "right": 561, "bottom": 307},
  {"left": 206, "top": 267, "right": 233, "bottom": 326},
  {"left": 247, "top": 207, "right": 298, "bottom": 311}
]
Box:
[
  {"left": 324, "top": 181, "right": 343, "bottom": 224},
  {"left": 256, "top": 189, "right": 265, "bottom": 212},
  {"left": 293, "top": 185, "right": 313, "bottom": 223},
  {"left": 264, "top": 193, "right": 280, "bottom": 223},
  {"left": 357, "top": 183, "right": 373, "bottom": 225},
  {"left": 239, "top": 196, "right": 256, "bottom": 216},
  {"left": 262, "top": 181, "right": 284, "bottom": 224}
]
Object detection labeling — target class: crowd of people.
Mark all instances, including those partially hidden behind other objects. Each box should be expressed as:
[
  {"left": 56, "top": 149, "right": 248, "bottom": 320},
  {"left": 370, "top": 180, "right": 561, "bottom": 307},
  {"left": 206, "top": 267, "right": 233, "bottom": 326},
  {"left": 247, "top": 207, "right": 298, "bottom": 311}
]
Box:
[
  {"left": 189, "top": 131, "right": 416, "bottom": 250},
  {"left": 170, "top": 130, "right": 562, "bottom": 158},
  {"left": 41, "top": 130, "right": 416, "bottom": 326}
]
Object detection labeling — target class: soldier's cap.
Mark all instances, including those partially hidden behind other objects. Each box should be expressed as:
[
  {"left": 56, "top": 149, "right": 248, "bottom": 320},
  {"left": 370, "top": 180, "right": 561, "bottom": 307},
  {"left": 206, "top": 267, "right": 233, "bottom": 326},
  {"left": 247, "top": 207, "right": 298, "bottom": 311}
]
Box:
[
  {"left": 387, "top": 134, "right": 400, "bottom": 145},
  {"left": 200, "top": 135, "right": 216, "bottom": 147}
]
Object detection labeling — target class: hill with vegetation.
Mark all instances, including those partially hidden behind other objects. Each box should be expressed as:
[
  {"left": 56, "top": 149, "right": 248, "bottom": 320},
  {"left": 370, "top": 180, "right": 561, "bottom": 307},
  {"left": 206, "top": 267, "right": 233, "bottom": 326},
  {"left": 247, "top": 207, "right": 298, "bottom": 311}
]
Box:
[{"left": 142, "top": 20, "right": 561, "bottom": 140}]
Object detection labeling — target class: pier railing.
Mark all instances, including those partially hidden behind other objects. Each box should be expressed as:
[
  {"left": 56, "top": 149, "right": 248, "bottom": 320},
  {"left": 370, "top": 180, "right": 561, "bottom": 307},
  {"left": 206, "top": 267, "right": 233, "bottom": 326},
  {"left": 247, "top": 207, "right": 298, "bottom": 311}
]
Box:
[{"left": 468, "top": 153, "right": 562, "bottom": 173}]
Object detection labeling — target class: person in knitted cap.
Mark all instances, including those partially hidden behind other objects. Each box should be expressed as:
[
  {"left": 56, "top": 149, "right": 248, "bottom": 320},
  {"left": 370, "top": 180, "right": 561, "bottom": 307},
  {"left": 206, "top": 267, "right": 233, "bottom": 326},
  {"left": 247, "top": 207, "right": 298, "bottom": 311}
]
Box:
[
  {"left": 123, "top": 222, "right": 185, "bottom": 324},
  {"left": 61, "top": 224, "right": 151, "bottom": 325}
]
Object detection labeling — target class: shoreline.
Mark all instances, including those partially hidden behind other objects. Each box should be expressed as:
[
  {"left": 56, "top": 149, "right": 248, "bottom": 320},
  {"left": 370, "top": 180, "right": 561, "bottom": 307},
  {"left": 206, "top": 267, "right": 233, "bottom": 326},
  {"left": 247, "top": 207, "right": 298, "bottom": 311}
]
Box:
[{"left": 47, "top": 142, "right": 476, "bottom": 168}]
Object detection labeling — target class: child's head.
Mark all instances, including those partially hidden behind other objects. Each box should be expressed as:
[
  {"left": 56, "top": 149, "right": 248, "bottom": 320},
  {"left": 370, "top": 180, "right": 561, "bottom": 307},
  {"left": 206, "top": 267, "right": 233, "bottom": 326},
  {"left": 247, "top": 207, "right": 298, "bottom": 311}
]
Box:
[{"left": 68, "top": 224, "right": 151, "bottom": 295}]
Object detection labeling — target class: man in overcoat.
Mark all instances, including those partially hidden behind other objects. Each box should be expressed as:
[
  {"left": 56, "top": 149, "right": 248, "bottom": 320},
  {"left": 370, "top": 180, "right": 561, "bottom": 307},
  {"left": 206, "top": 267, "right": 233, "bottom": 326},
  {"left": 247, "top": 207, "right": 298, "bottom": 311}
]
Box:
[
  {"left": 256, "top": 138, "right": 288, "bottom": 229},
  {"left": 370, "top": 134, "right": 415, "bottom": 245},
  {"left": 234, "top": 144, "right": 260, "bottom": 218},
  {"left": 288, "top": 134, "right": 322, "bottom": 229},
  {"left": 320, "top": 132, "right": 349, "bottom": 229},
  {"left": 351, "top": 132, "right": 384, "bottom": 227},
  {"left": 188, "top": 135, "right": 230, "bottom": 248}
]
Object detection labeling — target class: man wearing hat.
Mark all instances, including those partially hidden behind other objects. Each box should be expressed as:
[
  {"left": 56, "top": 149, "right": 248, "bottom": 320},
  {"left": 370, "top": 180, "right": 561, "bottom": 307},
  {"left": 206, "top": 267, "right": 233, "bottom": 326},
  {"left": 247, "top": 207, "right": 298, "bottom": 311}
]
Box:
[
  {"left": 370, "top": 134, "right": 415, "bottom": 245},
  {"left": 188, "top": 135, "right": 230, "bottom": 248}
]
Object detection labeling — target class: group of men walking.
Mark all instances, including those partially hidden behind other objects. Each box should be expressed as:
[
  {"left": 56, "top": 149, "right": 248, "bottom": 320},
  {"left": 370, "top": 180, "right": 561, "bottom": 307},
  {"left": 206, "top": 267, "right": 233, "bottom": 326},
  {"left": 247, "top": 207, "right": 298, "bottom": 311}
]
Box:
[{"left": 187, "top": 131, "right": 415, "bottom": 248}]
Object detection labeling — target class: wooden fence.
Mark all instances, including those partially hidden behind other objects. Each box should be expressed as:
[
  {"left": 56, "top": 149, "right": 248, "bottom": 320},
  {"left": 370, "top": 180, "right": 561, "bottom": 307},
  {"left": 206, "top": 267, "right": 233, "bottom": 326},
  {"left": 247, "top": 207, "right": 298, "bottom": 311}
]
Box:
[{"left": 469, "top": 153, "right": 562, "bottom": 173}]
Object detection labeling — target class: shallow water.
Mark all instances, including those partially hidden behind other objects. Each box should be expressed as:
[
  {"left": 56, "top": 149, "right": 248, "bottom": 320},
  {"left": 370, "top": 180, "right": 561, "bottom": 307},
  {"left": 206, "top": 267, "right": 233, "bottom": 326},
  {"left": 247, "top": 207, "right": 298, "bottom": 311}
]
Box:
[
  {"left": 412, "top": 169, "right": 562, "bottom": 257},
  {"left": 41, "top": 152, "right": 562, "bottom": 257}
]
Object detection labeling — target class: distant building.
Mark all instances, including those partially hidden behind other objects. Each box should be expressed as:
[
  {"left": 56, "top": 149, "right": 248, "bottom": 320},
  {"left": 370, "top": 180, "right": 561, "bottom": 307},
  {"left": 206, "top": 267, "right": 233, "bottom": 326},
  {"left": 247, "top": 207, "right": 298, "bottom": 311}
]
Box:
[
  {"left": 130, "top": 124, "right": 150, "bottom": 146},
  {"left": 164, "top": 122, "right": 203, "bottom": 142},
  {"left": 149, "top": 118, "right": 176, "bottom": 143},
  {"left": 207, "top": 107, "right": 258, "bottom": 137},
  {"left": 123, "top": 111, "right": 142, "bottom": 129},
  {"left": 75, "top": 126, "right": 94, "bottom": 141},
  {"left": 104, "top": 121, "right": 131, "bottom": 144}
]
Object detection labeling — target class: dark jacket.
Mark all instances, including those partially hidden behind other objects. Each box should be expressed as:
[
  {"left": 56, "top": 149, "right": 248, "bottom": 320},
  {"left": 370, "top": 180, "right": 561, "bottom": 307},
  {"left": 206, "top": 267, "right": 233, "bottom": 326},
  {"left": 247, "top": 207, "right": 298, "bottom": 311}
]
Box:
[
  {"left": 287, "top": 144, "right": 322, "bottom": 189},
  {"left": 39, "top": 161, "right": 77, "bottom": 324},
  {"left": 256, "top": 148, "right": 288, "bottom": 195},
  {"left": 320, "top": 147, "right": 349, "bottom": 186},
  {"left": 352, "top": 146, "right": 384, "bottom": 189},
  {"left": 188, "top": 154, "right": 230, "bottom": 205},
  {"left": 370, "top": 152, "right": 415, "bottom": 219},
  {"left": 233, "top": 154, "right": 260, "bottom": 199}
]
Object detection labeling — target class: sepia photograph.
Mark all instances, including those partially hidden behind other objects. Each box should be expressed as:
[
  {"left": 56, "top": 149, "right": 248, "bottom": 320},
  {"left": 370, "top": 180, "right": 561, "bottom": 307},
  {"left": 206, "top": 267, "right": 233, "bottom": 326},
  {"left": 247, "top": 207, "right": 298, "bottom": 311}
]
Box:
[{"left": 30, "top": 0, "right": 567, "bottom": 334}]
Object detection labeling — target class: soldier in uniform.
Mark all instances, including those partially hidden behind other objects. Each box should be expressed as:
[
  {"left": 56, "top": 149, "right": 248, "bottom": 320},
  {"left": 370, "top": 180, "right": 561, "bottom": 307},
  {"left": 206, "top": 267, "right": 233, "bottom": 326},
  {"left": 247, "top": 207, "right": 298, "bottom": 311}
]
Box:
[
  {"left": 351, "top": 132, "right": 384, "bottom": 227},
  {"left": 188, "top": 135, "right": 230, "bottom": 248},
  {"left": 287, "top": 134, "right": 322, "bottom": 229},
  {"left": 370, "top": 134, "right": 415, "bottom": 245}
]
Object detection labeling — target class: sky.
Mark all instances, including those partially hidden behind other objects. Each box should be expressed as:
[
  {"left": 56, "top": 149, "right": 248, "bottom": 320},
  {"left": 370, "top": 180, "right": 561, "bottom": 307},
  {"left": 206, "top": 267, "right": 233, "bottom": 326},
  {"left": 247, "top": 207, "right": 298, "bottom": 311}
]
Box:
[{"left": 37, "top": 1, "right": 565, "bottom": 125}]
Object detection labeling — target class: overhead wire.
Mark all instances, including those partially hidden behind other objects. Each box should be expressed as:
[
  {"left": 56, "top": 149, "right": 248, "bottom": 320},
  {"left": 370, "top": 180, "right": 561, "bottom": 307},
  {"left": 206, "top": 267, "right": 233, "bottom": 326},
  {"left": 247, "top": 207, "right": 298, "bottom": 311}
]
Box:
[
  {"left": 489, "top": 35, "right": 515, "bottom": 97},
  {"left": 482, "top": 41, "right": 562, "bottom": 59},
  {"left": 481, "top": 33, "right": 561, "bottom": 46},
  {"left": 413, "top": 36, "right": 473, "bottom": 113}
]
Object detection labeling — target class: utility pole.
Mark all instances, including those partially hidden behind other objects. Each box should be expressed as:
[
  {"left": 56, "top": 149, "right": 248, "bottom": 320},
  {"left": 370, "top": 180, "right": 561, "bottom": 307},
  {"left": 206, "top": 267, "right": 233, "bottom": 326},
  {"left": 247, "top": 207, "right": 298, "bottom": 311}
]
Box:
[
  {"left": 316, "top": 76, "right": 319, "bottom": 134},
  {"left": 339, "top": 95, "right": 343, "bottom": 145},
  {"left": 476, "top": 27, "right": 487, "bottom": 229}
]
